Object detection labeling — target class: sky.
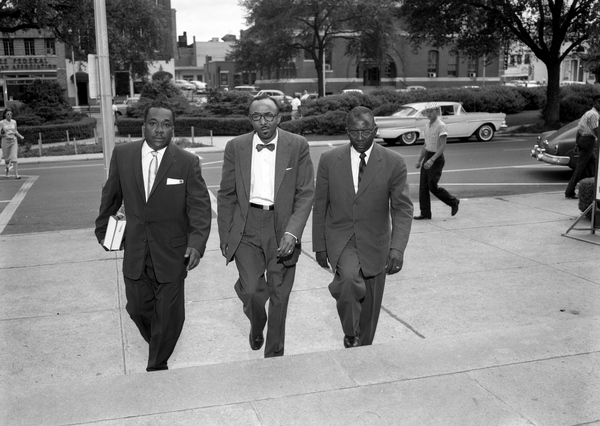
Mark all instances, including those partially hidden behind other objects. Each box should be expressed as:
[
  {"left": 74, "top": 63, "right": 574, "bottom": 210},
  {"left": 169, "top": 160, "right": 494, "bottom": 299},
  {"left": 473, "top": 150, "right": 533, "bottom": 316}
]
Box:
[{"left": 172, "top": 0, "right": 247, "bottom": 42}]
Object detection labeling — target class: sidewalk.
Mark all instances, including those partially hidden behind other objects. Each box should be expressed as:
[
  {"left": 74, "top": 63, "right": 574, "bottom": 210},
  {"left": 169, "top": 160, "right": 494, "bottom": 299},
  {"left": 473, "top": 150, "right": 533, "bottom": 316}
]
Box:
[{"left": 1, "top": 190, "right": 599, "bottom": 425}]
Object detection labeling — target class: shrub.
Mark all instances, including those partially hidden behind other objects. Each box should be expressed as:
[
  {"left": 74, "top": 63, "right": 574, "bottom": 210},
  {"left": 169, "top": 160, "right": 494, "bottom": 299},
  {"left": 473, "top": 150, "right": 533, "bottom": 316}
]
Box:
[
  {"left": 19, "top": 117, "right": 97, "bottom": 144},
  {"left": 577, "top": 177, "right": 600, "bottom": 218},
  {"left": 117, "top": 116, "right": 253, "bottom": 137},
  {"left": 203, "top": 89, "right": 253, "bottom": 116},
  {"left": 20, "top": 80, "right": 71, "bottom": 111},
  {"left": 515, "top": 87, "right": 547, "bottom": 110},
  {"left": 557, "top": 85, "right": 600, "bottom": 123}
]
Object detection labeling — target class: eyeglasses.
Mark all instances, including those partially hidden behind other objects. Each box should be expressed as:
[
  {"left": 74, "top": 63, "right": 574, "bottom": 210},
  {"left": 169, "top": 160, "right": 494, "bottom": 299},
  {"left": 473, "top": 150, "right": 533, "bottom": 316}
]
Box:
[
  {"left": 347, "top": 128, "right": 375, "bottom": 139},
  {"left": 249, "top": 112, "right": 278, "bottom": 122}
]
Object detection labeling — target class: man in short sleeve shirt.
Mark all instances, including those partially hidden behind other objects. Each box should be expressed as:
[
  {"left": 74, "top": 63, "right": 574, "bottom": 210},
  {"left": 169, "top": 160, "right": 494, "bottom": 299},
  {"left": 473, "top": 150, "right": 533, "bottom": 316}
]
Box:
[{"left": 414, "top": 103, "right": 460, "bottom": 220}]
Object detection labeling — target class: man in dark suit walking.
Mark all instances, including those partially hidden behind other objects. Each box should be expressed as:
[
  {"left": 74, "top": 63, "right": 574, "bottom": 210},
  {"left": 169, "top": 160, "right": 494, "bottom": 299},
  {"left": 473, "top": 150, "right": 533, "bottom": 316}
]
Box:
[
  {"left": 313, "top": 106, "right": 413, "bottom": 348},
  {"left": 95, "top": 100, "right": 212, "bottom": 371},
  {"left": 217, "top": 95, "right": 314, "bottom": 358}
]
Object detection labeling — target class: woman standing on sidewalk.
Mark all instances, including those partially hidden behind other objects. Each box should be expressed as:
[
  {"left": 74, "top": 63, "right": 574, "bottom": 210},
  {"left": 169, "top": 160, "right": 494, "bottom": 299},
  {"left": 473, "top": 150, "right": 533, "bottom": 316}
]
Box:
[{"left": 1, "top": 108, "right": 24, "bottom": 179}]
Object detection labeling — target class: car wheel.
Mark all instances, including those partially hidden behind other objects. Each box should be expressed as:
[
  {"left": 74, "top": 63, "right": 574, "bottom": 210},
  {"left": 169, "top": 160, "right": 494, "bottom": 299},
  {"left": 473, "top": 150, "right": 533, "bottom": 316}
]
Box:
[
  {"left": 400, "top": 132, "right": 417, "bottom": 145},
  {"left": 384, "top": 138, "right": 399, "bottom": 146},
  {"left": 475, "top": 124, "right": 495, "bottom": 141}
]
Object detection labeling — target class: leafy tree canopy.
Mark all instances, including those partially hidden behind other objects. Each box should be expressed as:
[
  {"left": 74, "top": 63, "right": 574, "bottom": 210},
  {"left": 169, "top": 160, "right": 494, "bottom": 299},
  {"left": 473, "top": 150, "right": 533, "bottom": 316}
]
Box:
[
  {"left": 399, "top": 0, "right": 600, "bottom": 125},
  {"left": 229, "top": 0, "right": 402, "bottom": 96},
  {"left": 0, "top": 0, "right": 169, "bottom": 79}
]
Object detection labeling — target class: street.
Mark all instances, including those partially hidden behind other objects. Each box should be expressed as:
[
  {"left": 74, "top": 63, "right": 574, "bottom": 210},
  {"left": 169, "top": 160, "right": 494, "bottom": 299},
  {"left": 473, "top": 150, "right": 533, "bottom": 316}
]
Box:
[{"left": 0, "top": 134, "right": 573, "bottom": 235}]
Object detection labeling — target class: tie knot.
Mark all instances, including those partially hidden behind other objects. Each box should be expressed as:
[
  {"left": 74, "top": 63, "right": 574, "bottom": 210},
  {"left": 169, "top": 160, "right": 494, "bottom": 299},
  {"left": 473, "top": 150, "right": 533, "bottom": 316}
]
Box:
[
  {"left": 257, "top": 143, "right": 275, "bottom": 152},
  {"left": 360, "top": 153, "right": 366, "bottom": 160},
  {"left": 151, "top": 151, "right": 158, "bottom": 158}
]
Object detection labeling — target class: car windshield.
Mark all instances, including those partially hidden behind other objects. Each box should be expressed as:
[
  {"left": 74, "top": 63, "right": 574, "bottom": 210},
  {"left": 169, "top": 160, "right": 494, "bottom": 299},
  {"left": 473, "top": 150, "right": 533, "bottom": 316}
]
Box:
[{"left": 392, "top": 107, "right": 419, "bottom": 117}]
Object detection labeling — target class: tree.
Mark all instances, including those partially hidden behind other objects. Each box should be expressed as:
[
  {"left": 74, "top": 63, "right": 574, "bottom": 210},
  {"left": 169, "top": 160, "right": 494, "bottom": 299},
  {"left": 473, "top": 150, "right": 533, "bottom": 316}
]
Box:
[
  {"left": 400, "top": 0, "right": 600, "bottom": 126},
  {"left": 230, "top": 0, "right": 402, "bottom": 97},
  {"left": 0, "top": 0, "right": 169, "bottom": 79}
]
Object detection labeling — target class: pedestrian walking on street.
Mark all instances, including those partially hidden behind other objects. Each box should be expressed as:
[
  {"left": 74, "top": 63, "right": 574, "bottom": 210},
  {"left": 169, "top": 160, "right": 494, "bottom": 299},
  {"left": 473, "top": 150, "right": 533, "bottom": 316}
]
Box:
[
  {"left": 217, "top": 94, "right": 314, "bottom": 358},
  {"left": 95, "top": 100, "right": 212, "bottom": 372},
  {"left": 312, "top": 106, "right": 413, "bottom": 348},
  {"left": 564, "top": 95, "right": 600, "bottom": 199},
  {"left": 1, "top": 108, "right": 25, "bottom": 179},
  {"left": 414, "top": 102, "right": 460, "bottom": 219}
]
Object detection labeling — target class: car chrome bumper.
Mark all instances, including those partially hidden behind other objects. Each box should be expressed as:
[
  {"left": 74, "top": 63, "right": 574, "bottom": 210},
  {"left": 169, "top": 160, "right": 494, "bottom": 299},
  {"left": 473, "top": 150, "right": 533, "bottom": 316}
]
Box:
[{"left": 531, "top": 145, "right": 570, "bottom": 166}]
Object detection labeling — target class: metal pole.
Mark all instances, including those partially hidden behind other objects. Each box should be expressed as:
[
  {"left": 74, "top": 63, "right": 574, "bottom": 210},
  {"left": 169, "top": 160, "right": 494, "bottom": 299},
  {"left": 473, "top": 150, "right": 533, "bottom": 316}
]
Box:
[
  {"left": 94, "top": 0, "right": 115, "bottom": 180},
  {"left": 72, "top": 49, "right": 79, "bottom": 107}
]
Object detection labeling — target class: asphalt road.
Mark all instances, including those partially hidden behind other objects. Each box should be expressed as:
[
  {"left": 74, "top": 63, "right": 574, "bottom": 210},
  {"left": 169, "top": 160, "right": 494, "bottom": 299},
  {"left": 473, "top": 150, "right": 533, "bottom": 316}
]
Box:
[{"left": 0, "top": 133, "right": 572, "bottom": 235}]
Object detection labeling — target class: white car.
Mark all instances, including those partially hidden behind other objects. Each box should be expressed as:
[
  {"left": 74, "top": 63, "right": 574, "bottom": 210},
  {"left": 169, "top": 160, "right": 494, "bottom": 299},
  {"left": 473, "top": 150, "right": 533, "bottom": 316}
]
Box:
[
  {"left": 115, "top": 96, "right": 140, "bottom": 116},
  {"left": 255, "top": 89, "right": 293, "bottom": 106},
  {"left": 173, "top": 80, "right": 196, "bottom": 91},
  {"left": 375, "top": 101, "right": 507, "bottom": 145},
  {"left": 190, "top": 81, "right": 207, "bottom": 92}
]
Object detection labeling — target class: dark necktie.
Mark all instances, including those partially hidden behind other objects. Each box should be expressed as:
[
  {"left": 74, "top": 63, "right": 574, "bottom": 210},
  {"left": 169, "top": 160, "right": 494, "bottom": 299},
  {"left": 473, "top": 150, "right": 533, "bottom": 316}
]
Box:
[
  {"left": 256, "top": 143, "right": 275, "bottom": 152},
  {"left": 358, "top": 152, "right": 366, "bottom": 186}
]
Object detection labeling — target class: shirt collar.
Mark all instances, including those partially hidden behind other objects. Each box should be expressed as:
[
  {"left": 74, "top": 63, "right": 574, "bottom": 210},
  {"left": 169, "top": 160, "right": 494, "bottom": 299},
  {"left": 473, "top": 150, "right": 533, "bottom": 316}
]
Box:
[
  {"left": 351, "top": 142, "right": 374, "bottom": 160},
  {"left": 253, "top": 129, "right": 279, "bottom": 148},
  {"left": 142, "top": 141, "right": 167, "bottom": 156}
]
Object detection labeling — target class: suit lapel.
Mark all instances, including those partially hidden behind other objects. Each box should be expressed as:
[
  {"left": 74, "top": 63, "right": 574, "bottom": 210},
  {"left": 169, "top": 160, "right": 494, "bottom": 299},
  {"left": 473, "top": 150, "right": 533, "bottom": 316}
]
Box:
[
  {"left": 274, "top": 131, "right": 292, "bottom": 199},
  {"left": 133, "top": 141, "right": 145, "bottom": 202},
  {"left": 148, "top": 142, "right": 175, "bottom": 201},
  {"left": 239, "top": 134, "right": 253, "bottom": 203},
  {"left": 356, "top": 143, "right": 382, "bottom": 199},
  {"left": 337, "top": 144, "right": 355, "bottom": 198}
]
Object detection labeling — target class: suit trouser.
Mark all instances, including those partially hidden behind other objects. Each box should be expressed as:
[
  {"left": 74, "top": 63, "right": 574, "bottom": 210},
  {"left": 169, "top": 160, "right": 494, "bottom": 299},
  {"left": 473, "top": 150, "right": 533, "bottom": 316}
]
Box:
[
  {"left": 124, "top": 253, "right": 185, "bottom": 371},
  {"left": 565, "top": 135, "right": 597, "bottom": 197},
  {"left": 329, "top": 235, "right": 386, "bottom": 346},
  {"left": 234, "top": 207, "right": 295, "bottom": 357},
  {"left": 418, "top": 152, "right": 458, "bottom": 216}
]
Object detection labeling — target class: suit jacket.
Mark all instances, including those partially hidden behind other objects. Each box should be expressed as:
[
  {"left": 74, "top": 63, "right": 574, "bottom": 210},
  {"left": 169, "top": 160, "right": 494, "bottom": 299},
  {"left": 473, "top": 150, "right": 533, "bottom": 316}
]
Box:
[
  {"left": 312, "top": 143, "right": 413, "bottom": 277},
  {"left": 95, "top": 141, "right": 212, "bottom": 283},
  {"left": 217, "top": 129, "right": 314, "bottom": 266}
]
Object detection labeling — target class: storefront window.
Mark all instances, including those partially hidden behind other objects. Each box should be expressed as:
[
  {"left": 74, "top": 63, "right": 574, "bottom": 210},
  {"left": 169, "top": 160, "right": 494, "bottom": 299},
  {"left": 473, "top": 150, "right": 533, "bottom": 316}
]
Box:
[
  {"left": 3, "top": 39, "right": 14, "bottom": 56},
  {"left": 24, "top": 39, "right": 35, "bottom": 55}
]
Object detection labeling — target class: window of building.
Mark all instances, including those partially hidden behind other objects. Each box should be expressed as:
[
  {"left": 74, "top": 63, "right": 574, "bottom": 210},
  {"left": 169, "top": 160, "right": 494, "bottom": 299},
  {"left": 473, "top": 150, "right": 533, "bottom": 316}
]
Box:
[
  {"left": 524, "top": 54, "right": 530, "bottom": 64},
  {"left": 447, "top": 50, "right": 458, "bottom": 77},
  {"left": 24, "top": 39, "right": 35, "bottom": 55},
  {"left": 467, "top": 57, "right": 478, "bottom": 74},
  {"left": 427, "top": 51, "right": 438, "bottom": 77},
  {"left": 3, "top": 39, "right": 14, "bottom": 56},
  {"left": 45, "top": 39, "right": 56, "bottom": 55}
]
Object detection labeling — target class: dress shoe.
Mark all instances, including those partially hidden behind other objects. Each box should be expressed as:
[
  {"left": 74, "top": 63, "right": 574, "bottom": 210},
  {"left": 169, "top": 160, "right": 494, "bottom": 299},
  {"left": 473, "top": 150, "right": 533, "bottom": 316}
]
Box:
[
  {"left": 451, "top": 199, "right": 460, "bottom": 216},
  {"left": 413, "top": 214, "right": 431, "bottom": 220},
  {"left": 343, "top": 335, "right": 360, "bottom": 348},
  {"left": 565, "top": 194, "right": 578, "bottom": 199},
  {"left": 249, "top": 332, "right": 264, "bottom": 350}
]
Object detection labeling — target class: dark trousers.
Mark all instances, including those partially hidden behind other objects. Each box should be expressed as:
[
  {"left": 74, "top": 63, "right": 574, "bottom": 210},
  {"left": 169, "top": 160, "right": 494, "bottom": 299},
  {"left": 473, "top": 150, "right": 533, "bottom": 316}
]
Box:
[
  {"left": 124, "top": 253, "right": 185, "bottom": 371},
  {"left": 234, "top": 207, "right": 295, "bottom": 357},
  {"left": 419, "top": 152, "right": 458, "bottom": 216},
  {"left": 329, "top": 235, "right": 386, "bottom": 346},
  {"left": 565, "top": 135, "right": 597, "bottom": 197}
]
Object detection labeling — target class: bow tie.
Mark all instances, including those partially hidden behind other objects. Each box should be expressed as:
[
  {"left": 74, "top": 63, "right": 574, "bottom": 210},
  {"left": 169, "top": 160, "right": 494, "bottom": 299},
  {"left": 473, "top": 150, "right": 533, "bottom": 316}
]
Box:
[{"left": 256, "top": 143, "right": 275, "bottom": 152}]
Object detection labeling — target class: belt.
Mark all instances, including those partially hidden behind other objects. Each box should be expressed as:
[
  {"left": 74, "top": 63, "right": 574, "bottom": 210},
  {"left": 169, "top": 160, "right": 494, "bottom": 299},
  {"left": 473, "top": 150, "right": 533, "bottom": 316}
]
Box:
[{"left": 250, "top": 202, "right": 274, "bottom": 211}]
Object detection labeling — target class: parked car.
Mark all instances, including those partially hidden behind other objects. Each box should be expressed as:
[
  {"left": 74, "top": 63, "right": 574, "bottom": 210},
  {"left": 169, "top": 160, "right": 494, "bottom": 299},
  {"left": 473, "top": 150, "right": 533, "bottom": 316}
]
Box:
[
  {"left": 234, "top": 85, "right": 260, "bottom": 95},
  {"left": 173, "top": 79, "right": 196, "bottom": 91},
  {"left": 341, "top": 89, "right": 363, "bottom": 94},
  {"left": 255, "top": 89, "right": 293, "bottom": 106},
  {"left": 115, "top": 96, "right": 140, "bottom": 116},
  {"left": 530, "top": 120, "right": 592, "bottom": 170},
  {"left": 190, "top": 80, "right": 207, "bottom": 92},
  {"left": 396, "top": 86, "right": 426, "bottom": 92},
  {"left": 374, "top": 101, "right": 507, "bottom": 145}
]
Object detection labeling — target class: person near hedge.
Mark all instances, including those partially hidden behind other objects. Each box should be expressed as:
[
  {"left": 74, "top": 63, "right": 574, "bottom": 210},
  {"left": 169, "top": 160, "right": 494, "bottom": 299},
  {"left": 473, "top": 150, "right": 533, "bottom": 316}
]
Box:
[
  {"left": 290, "top": 93, "right": 302, "bottom": 120},
  {"left": 414, "top": 102, "right": 460, "bottom": 219},
  {"left": 565, "top": 95, "right": 600, "bottom": 199},
  {"left": 1, "top": 108, "right": 25, "bottom": 179}
]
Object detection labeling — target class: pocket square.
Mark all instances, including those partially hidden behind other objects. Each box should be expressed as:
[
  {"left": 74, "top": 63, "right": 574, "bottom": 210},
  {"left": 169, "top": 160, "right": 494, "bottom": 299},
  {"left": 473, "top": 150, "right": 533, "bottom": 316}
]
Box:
[
  {"left": 166, "top": 178, "right": 184, "bottom": 185},
  {"left": 285, "top": 167, "right": 293, "bottom": 171}
]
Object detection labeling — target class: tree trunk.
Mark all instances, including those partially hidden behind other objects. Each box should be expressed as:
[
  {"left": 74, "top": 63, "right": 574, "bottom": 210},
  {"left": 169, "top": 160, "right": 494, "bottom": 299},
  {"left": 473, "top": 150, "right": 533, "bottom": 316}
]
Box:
[
  {"left": 315, "top": 61, "right": 324, "bottom": 97},
  {"left": 545, "top": 61, "right": 562, "bottom": 128}
]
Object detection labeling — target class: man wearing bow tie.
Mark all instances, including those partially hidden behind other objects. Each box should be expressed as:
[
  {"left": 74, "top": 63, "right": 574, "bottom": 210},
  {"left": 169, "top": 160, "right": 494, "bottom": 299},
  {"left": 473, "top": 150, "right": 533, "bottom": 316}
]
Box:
[{"left": 217, "top": 94, "right": 314, "bottom": 357}]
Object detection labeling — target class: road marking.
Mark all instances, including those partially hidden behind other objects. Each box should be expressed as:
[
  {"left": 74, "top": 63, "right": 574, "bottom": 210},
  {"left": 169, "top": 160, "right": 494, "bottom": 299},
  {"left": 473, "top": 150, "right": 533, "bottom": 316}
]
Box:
[
  {"left": 0, "top": 176, "right": 38, "bottom": 234},
  {"left": 439, "top": 182, "right": 564, "bottom": 186},
  {"left": 407, "top": 164, "right": 565, "bottom": 176}
]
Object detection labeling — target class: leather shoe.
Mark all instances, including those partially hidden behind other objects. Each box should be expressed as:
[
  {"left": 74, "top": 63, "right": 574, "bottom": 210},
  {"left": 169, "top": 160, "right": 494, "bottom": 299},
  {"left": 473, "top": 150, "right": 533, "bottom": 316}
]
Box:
[
  {"left": 413, "top": 215, "right": 431, "bottom": 220},
  {"left": 249, "top": 332, "right": 264, "bottom": 350},
  {"left": 451, "top": 199, "right": 460, "bottom": 216},
  {"left": 343, "top": 335, "right": 360, "bottom": 348}
]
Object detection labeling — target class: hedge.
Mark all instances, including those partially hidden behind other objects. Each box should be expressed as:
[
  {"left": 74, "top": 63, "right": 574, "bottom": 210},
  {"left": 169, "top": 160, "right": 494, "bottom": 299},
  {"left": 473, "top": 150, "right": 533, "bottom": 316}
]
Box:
[{"left": 19, "top": 116, "right": 97, "bottom": 144}]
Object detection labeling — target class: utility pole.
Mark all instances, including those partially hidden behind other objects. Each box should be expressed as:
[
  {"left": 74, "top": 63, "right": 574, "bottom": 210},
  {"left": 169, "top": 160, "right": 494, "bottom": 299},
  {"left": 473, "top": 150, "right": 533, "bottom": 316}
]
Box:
[{"left": 94, "top": 0, "right": 115, "bottom": 180}]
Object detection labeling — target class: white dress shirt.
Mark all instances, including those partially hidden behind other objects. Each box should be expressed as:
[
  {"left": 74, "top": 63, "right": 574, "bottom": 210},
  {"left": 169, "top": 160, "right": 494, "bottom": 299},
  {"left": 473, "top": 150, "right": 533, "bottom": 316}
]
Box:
[
  {"left": 350, "top": 144, "right": 373, "bottom": 193},
  {"left": 142, "top": 141, "right": 166, "bottom": 200},
  {"left": 250, "top": 131, "right": 278, "bottom": 206}
]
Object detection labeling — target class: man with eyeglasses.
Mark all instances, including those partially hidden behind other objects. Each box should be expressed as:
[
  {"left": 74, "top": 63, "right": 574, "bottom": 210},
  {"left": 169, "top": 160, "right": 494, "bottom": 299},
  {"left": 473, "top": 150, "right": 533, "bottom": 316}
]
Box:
[
  {"left": 414, "top": 102, "right": 460, "bottom": 219},
  {"left": 217, "top": 94, "right": 314, "bottom": 358},
  {"left": 313, "top": 106, "right": 413, "bottom": 348}
]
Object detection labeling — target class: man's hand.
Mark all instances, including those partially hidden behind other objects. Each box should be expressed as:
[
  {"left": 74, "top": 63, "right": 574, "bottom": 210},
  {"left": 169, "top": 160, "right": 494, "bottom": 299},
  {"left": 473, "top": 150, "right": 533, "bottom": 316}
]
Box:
[
  {"left": 316, "top": 251, "right": 330, "bottom": 269},
  {"left": 385, "top": 248, "right": 404, "bottom": 275},
  {"left": 184, "top": 247, "right": 201, "bottom": 271},
  {"left": 423, "top": 159, "right": 433, "bottom": 169},
  {"left": 277, "top": 233, "right": 296, "bottom": 258},
  {"left": 220, "top": 243, "right": 228, "bottom": 258}
]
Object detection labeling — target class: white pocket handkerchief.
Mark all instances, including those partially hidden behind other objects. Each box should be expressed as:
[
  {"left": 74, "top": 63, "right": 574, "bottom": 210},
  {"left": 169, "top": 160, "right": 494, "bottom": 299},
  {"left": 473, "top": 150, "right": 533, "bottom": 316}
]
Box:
[{"left": 166, "top": 178, "right": 184, "bottom": 185}]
